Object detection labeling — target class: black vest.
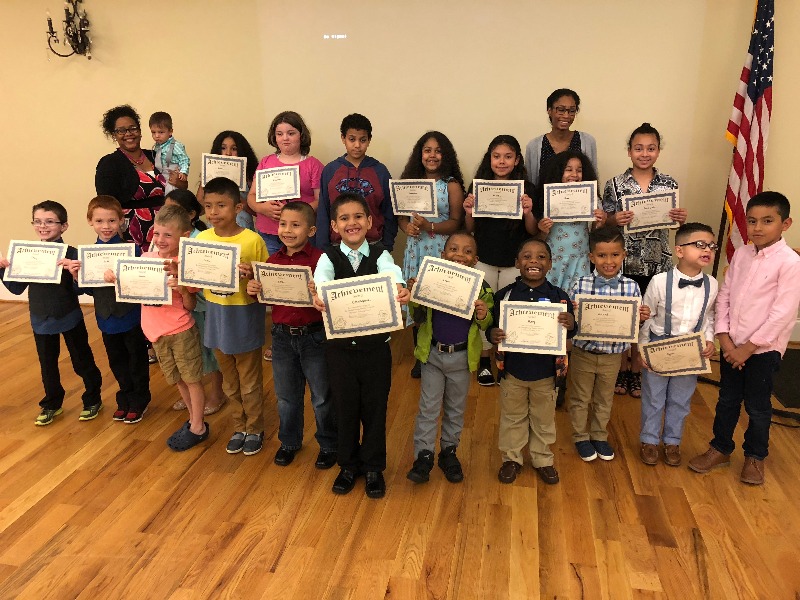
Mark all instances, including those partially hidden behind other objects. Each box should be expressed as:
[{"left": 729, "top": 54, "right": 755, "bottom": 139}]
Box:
[
  {"left": 28, "top": 245, "right": 80, "bottom": 319},
  {"left": 92, "top": 286, "right": 137, "bottom": 320}
]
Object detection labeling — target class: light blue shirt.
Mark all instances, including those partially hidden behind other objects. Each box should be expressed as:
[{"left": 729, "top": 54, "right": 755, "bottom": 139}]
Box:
[{"left": 313, "top": 240, "right": 403, "bottom": 285}]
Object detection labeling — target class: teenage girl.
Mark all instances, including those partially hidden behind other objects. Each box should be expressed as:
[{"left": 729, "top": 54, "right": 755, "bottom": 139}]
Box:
[
  {"left": 602, "top": 123, "right": 687, "bottom": 397},
  {"left": 398, "top": 131, "right": 465, "bottom": 377},
  {"left": 463, "top": 135, "right": 537, "bottom": 385}
]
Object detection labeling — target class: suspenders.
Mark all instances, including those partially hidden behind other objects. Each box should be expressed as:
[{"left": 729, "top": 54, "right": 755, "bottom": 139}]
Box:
[{"left": 663, "top": 269, "right": 710, "bottom": 337}]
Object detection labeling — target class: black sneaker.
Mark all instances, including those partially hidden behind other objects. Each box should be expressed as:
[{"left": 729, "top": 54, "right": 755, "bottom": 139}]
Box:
[
  {"left": 437, "top": 445, "right": 464, "bottom": 483},
  {"left": 406, "top": 449, "right": 435, "bottom": 483},
  {"left": 477, "top": 367, "right": 495, "bottom": 386},
  {"left": 243, "top": 432, "right": 264, "bottom": 456},
  {"left": 124, "top": 408, "right": 147, "bottom": 424},
  {"left": 78, "top": 403, "right": 103, "bottom": 421}
]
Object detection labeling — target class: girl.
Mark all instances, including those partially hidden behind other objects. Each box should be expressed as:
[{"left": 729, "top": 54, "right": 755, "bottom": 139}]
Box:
[
  {"left": 602, "top": 123, "right": 687, "bottom": 397},
  {"left": 163, "top": 189, "right": 227, "bottom": 416},
  {"left": 463, "top": 135, "right": 537, "bottom": 385},
  {"left": 398, "top": 131, "right": 465, "bottom": 378}
]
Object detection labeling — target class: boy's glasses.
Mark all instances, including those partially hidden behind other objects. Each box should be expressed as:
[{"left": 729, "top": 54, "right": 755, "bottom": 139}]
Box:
[
  {"left": 113, "top": 126, "right": 141, "bottom": 135},
  {"left": 678, "top": 240, "right": 719, "bottom": 251},
  {"left": 553, "top": 106, "right": 578, "bottom": 115},
  {"left": 32, "top": 220, "right": 62, "bottom": 227}
]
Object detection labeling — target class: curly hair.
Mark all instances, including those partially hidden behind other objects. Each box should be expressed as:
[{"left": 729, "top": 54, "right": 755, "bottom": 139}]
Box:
[
  {"left": 473, "top": 135, "right": 528, "bottom": 181},
  {"left": 210, "top": 131, "right": 259, "bottom": 181},
  {"left": 101, "top": 105, "right": 141, "bottom": 137},
  {"left": 267, "top": 111, "right": 312, "bottom": 155},
  {"left": 399, "top": 131, "right": 464, "bottom": 185}
]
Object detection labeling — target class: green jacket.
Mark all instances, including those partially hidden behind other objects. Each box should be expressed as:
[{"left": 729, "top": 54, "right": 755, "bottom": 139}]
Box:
[{"left": 411, "top": 282, "right": 494, "bottom": 372}]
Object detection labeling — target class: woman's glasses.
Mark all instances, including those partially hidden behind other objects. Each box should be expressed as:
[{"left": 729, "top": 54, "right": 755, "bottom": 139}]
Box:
[{"left": 113, "top": 126, "right": 141, "bottom": 135}]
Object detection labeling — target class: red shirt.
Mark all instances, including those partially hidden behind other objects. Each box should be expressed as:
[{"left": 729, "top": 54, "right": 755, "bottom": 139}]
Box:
[{"left": 268, "top": 242, "right": 324, "bottom": 327}]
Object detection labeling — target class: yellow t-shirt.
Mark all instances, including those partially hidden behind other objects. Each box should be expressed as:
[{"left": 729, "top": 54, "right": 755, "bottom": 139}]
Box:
[{"left": 195, "top": 228, "right": 268, "bottom": 306}]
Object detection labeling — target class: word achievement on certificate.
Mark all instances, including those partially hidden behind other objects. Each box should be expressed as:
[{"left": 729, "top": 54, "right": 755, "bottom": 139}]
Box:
[
  {"left": 410, "top": 256, "right": 483, "bottom": 319},
  {"left": 317, "top": 273, "right": 403, "bottom": 339},
  {"left": 255, "top": 165, "right": 300, "bottom": 202},
  {"left": 641, "top": 332, "right": 711, "bottom": 376},
  {"left": 388, "top": 179, "right": 437, "bottom": 218},
  {"left": 543, "top": 181, "right": 598, "bottom": 222},
  {"left": 3, "top": 240, "right": 67, "bottom": 283},
  {"left": 201, "top": 153, "right": 248, "bottom": 191},
  {"left": 574, "top": 295, "right": 641, "bottom": 343},
  {"left": 499, "top": 301, "right": 567, "bottom": 355},
  {"left": 624, "top": 190, "right": 680, "bottom": 233},
  {"left": 78, "top": 243, "right": 136, "bottom": 287},
  {"left": 178, "top": 238, "right": 241, "bottom": 293},
  {"left": 115, "top": 258, "right": 170, "bottom": 304},
  {"left": 472, "top": 179, "right": 524, "bottom": 219},
  {"left": 252, "top": 262, "right": 314, "bottom": 306}
]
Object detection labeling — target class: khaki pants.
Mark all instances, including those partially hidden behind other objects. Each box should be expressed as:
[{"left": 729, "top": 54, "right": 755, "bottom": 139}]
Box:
[
  {"left": 214, "top": 347, "right": 264, "bottom": 434},
  {"left": 567, "top": 346, "right": 619, "bottom": 442},
  {"left": 498, "top": 374, "right": 555, "bottom": 467}
]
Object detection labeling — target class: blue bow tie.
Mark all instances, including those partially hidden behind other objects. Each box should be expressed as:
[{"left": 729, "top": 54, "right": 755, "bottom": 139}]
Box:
[{"left": 598, "top": 276, "right": 620, "bottom": 289}]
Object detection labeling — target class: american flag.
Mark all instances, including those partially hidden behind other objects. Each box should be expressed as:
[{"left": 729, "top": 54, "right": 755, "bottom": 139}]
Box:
[{"left": 724, "top": 0, "right": 774, "bottom": 260}]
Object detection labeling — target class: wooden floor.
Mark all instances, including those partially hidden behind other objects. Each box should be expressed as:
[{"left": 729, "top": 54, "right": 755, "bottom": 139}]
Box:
[{"left": 1, "top": 302, "right": 799, "bottom": 600}]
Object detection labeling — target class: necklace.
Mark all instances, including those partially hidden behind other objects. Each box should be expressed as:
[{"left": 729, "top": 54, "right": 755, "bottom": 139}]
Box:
[{"left": 120, "top": 148, "right": 145, "bottom": 165}]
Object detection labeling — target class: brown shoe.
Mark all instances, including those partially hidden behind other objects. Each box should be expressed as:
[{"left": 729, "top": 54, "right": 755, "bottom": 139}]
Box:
[
  {"left": 740, "top": 457, "right": 765, "bottom": 485},
  {"left": 534, "top": 465, "right": 559, "bottom": 485},
  {"left": 640, "top": 443, "right": 659, "bottom": 466},
  {"left": 688, "top": 446, "right": 730, "bottom": 473},
  {"left": 663, "top": 444, "right": 681, "bottom": 467},
  {"left": 498, "top": 461, "right": 522, "bottom": 484}
]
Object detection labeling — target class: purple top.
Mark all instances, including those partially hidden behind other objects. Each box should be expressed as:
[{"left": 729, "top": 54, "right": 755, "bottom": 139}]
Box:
[{"left": 432, "top": 310, "right": 471, "bottom": 345}]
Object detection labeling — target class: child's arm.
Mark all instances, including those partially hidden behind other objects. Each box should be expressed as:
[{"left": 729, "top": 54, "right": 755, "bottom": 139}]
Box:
[
  {"left": 462, "top": 194, "right": 476, "bottom": 233},
  {"left": 169, "top": 277, "right": 197, "bottom": 312},
  {"left": 396, "top": 283, "right": 410, "bottom": 305},
  {"left": 475, "top": 285, "right": 494, "bottom": 330},
  {"left": 173, "top": 140, "right": 190, "bottom": 177},
  {"left": 601, "top": 179, "right": 633, "bottom": 228},
  {"left": 485, "top": 290, "right": 503, "bottom": 343},
  {"left": 246, "top": 278, "right": 262, "bottom": 299},
  {"left": 536, "top": 217, "right": 553, "bottom": 240},
  {"left": 522, "top": 194, "right": 538, "bottom": 236},
  {"left": 591, "top": 208, "right": 607, "bottom": 230},
  {"left": 0, "top": 257, "right": 29, "bottom": 295}
]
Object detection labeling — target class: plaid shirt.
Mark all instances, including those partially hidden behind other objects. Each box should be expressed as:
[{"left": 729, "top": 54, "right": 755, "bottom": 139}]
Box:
[{"left": 570, "top": 270, "right": 641, "bottom": 354}]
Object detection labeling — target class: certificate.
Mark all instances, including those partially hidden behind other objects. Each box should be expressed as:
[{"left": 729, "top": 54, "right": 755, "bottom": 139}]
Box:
[
  {"left": 201, "top": 153, "right": 248, "bottom": 191},
  {"left": 574, "top": 295, "right": 641, "bottom": 343},
  {"left": 640, "top": 332, "right": 711, "bottom": 376},
  {"left": 317, "top": 273, "right": 402, "bottom": 339},
  {"left": 252, "top": 262, "right": 314, "bottom": 306},
  {"left": 472, "top": 179, "right": 524, "bottom": 219},
  {"left": 3, "top": 240, "right": 67, "bottom": 283},
  {"left": 498, "top": 301, "right": 567, "bottom": 355},
  {"left": 410, "top": 256, "right": 483, "bottom": 319},
  {"left": 255, "top": 165, "right": 300, "bottom": 202},
  {"left": 115, "top": 258, "right": 170, "bottom": 304},
  {"left": 543, "top": 181, "right": 598, "bottom": 222},
  {"left": 77, "top": 244, "right": 136, "bottom": 287},
  {"left": 388, "top": 179, "right": 437, "bottom": 218},
  {"left": 178, "top": 238, "right": 241, "bottom": 293},
  {"left": 624, "top": 190, "right": 679, "bottom": 233}
]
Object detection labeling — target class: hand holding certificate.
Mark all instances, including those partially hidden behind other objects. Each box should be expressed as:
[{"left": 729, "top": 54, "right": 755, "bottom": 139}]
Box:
[
  {"left": 317, "top": 273, "right": 403, "bottom": 339},
  {"left": 201, "top": 153, "right": 248, "bottom": 191},
  {"left": 115, "top": 258, "right": 170, "bottom": 304},
  {"left": 624, "top": 190, "right": 679, "bottom": 233},
  {"left": 640, "top": 332, "right": 711, "bottom": 376},
  {"left": 3, "top": 241, "right": 67, "bottom": 283},
  {"left": 252, "top": 262, "right": 314, "bottom": 306},
  {"left": 255, "top": 166, "right": 300, "bottom": 202},
  {"left": 574, "top": 295, "right": 641, "bottom": 343},
  {"left": 497, "top": 301, "right": 568, "bottom": 355},
  {"left": 472, "top": 180, "right": 524, "bottom": 219},
  {"left": 178, "top": 238, "right": 241, "bottom": 293},
  {"left": 388, "top": 179, "right": 438, "bottom": 218},
  {"left": 543, "top": 181, "right": 598, "bottom": 222},
  {"left": 410, "top": 256, "right": 483, "bottom": 319},
  {"left": 77, "top": 244, "right": 136, "bottom": 287}
]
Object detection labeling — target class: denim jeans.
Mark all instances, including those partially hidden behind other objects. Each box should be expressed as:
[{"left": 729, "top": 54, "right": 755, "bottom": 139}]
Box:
[
  {"left": 271, "top": 325, "right": 336, "bottom": 451},
  {"left": 640, "top": 370, "right": 696, "bottom": 445}
]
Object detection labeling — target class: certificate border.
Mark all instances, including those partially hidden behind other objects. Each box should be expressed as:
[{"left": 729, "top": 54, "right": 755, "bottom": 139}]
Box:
[
  {"left": 543, "top": 181, "right": 597, "bottom": 222},
  {"left": 388, "top": 179, "right": 438, "bottom": 218},
  {"left": 178, "top": 238, "right": 240, "bottom": 292},
  {"left": 472, "top": 180, "right": 524, "bottom": 219},
  {"left": 411, "top": 256, "right": 482, "bottom": 319},
  {"left": 253, "top": 262, "right": 314, "bottom": 306},
  {"left": 318, "top": 273, "right": 402, "bottom": 338},
  {"left": 255, "top": 165, "right": 301, "bottom": 202},
  {"left": 641, "top": 332, "right": 710, "bottom": 375},
  {"left": 498, "top": 301, "right": 567, "bottom": 355},
  {"left": 623, "top": 190, "right": 679, "bottom": 233},
  {"left": 4, "top": 240, "right": 67, "bottom": 283},
  {"left": 573, "top": 295, "right": 640, "bottom": 343},
  {"left": 201, "top": 153, "right": 247, "bottom": 191},
  {"left": 77, "top": 243, "right": 135, "bottom": 287},
  {"left": 115, "top": 257, "right": 170, "bottom": 304}
]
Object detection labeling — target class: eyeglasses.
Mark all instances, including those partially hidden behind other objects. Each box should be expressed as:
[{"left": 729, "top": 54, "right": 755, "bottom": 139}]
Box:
[
  {"left": 553, "top": 106, "right": 578, "bottom": 116},
  {"left": 113, "top": 126, "right": 141, "bottom": 136},
  {"left": 678, "top": 240, "right": 719, "bottom": 251},
  {"left": 32, "top": 219, "right": 62, "bottom": 227}
]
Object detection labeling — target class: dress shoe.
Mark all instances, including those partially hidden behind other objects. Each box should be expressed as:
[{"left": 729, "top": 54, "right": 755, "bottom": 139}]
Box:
[
  {"left": 640, "top": 443, "right": 659, "bottom": 466},
  {"left": 663, "top": 444, "right": 682, "bottom": 467},
  {"left": 498, "top": 460, "right": 521, "bottom": 484},
  {"left": 740, "top": 457, "right": 765, "bottom": 485},
  {"left": 273, "top": 446, "right": 297, "bottom": 466},
  {"left": 314, "top": 450, "right": 337, "bottom": 470},
  {"left": 332, "top": 468, "right": 358, "bottom": 495},
  {"left": 688, "top": 446, "right": 730, "bottom": 473},
  {"left": 364, "top": 471, "right": 386, "bottom": 498},
  {"left": 534, "top": 465, "right": 559, "bottom": 485}
]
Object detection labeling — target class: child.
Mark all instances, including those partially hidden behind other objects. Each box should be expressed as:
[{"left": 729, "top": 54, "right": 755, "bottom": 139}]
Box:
[
  {"left": 315, "top": 113, "right": 398, "bottom": 252},
  {"left": 406, "top": 232, "right": 492, "bottom": 484},
  {"left": 0, "top": 201, "right": 103, "bottom": 425},
  {"left": 312, "top": 192, "right": 410, "bottom": 498},
  {"left": 568, "top": 226, "right": 649, "bottom": 462},
  {"left": 463, "top": 135, "right": 537, "bottom": 385},
  {"left": 689, "top": 192, "right": 800, "bottom": 485},
  {"left": 247, "top": 111, "right": 324, "bottom": 256},
  {"left": 602, "top": 123, "right": 687, "bottom": 398},
  {"left": 398, "top": 131, "right": 465, "bottom": 378},
  {"left": 638, "top": 223, "right": 719, "bottom": 466},
  {"left": 150, "top": 111, "right": 190, "bottom": 194},
  {"left": 196, "top": 177, "right": 268, "bottom": 456},
  {"left": 246, "top": 202, "right": 337, "bottom": 468},
  {"left": 485, "top": 239, "right": 576, "bottom": 485}
]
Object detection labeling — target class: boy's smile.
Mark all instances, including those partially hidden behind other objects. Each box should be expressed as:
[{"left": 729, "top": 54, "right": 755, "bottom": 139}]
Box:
[
  {"left": 278, "top": 210, "right": 315, "bottom": 253},
  {"left": 441, "top": 234, "right": 478, "bottom": 267},
  {"left": 88, "top": 207, "right": 121, "bottom": 242},
  {"left": 516, "top": 241, "right": 551, "bottom": 287},
  {"left": 150, "top": 223, "right": 186, "bottom": 258},
  {"left": 331, "top": 201, "right": 372, "bottom": 250},
  {"left": 589, "top": 241, "right": 625, "bottom": 279},
  {"left": 32, "top": 209, "right": 68, "bottom": 242}
]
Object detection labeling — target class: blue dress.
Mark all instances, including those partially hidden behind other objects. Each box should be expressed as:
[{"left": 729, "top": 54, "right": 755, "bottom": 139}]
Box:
[{"left": 402, "top": 178, "right": 452, "bottom": 282}]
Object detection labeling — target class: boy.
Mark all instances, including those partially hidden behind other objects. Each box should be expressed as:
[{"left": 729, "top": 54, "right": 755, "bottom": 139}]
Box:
[
  {"left": 0, "top": 201, "right": 103, "bottom": 425},
  {"left": 150, "top": 111, "right": 190, "bottom": 194},
  {"left": 312, "top": 193, "right": 410, "bottom": 498},
  {"left": 197, "top": 177, "right": 268, "bottom": 456},
  {"left": 406, "top": 232, "right": 493, "bottom": 484},
  {"left": 486, "top": 239, "right": 575, "bottom": 485},
  {"left": 315, "top": 113, "right": 397, "bottom": 251},
  {"left": 638, "top": 223, "right": 719, "bottom": 466},
  {"left": 689, "top": 191, "right": 800, "bottom": 485},
  {"left": 246, "top": 202, "right": 337, "bottom": 469},
  {"left": 568, "top": 226, "right": 649, "bottom": 462}
]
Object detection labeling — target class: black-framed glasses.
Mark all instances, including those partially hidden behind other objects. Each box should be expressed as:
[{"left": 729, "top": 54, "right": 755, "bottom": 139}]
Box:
[
  {"left": 553, "top": 106, "right": 578, "bottom": 115},
  {"left": 113, "top": 125, "right": 140, "bottom": 135},
  {"left": 32, "top": 219, "right": 62, "bottom": 227},
  {"left": 678, "top": 240, "right": 719, "bottom": 251}
]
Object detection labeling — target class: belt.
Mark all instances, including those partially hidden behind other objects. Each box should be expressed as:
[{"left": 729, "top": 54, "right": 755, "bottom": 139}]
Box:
[
  {"left": 432, "top": 338, "right": 468, "bottom": 353},
  {"left": 276, "top": 322, "right": 324, "bottom": 336},
  {"left": 580, "top": 347, "right": 607, "bottom": 355}
]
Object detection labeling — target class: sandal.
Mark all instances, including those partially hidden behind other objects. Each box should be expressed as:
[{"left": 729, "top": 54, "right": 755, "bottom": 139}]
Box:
[
  {"left": 172, "top": 399, "right": 187, "bottom": 411},
  {"left": 203, "top": 397, "right": 227, "bottom": 416},
  {"left": 167, "top": 421, "right": 210, "bottom": 451},
  {"left": 614, "top": 370, "right": 630, "bottom": 395},
  {"left": 629, "top": 371, "right": 642, "bottom": 398}
]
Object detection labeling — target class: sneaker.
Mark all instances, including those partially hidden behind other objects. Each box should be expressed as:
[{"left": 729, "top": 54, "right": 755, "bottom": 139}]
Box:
[
  {"left": 591, "top": 440, "right": 615, "bottom": 461},
  {"left": 78, "top": 403, "right": 103, "bottom": 421},
  {"left": 35, "top": 408, "right": 63, "bottom": 426},
  {"left": 437, "top": 445, "right": 464, "bottom": 483},
  {"left": 407, "top": 449, "right": 435, "bottom": 483},
  {"left": 112, "top": 409, "right": 127, "bottom": 421},
  {"left": 124, "top": 408, "right": 146, "bottom": 424},
  {"left": 575, "top": 440, "right": 597, "bottom": 462},
  {"left": 477, "top": 367, "right": 495, "bottom": 386},
  {"left": 242, "top": 432, "right": 264, "bottom": 456},
  {"left": 226, "top": 431, "right": 247, "bottom": 454}
]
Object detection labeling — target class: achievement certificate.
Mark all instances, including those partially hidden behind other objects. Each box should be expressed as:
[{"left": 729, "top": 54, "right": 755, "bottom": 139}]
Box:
[
  {"left": 624, "top": 190, "right": 680, "bottom": 233},
  {"left": 388, "top": 179, "right": 437, "bottom": 218},
  {"left": 77, "top": 244, "right": 136, "bottom": 287},
  {"left": 3, "top": 240, "right": 67, "bottom": 283},
  {"left": 201, "top": 153, "right": 248, "bottom": 191},
  {"left": 410, "top": 256, "right": 483, "bottom": 319},
  {"left": 574, "top": 295, "right": 641, "bottom": 343},
  {"left": 255, "top": 165, "right": 300, "bottom": 202},
  {"left": 640, "top": 332, "right": 711, "bottom": 376},
  {"left": 543, "top": 181, "right": 598, "bottom": 222},
  {"left": 115, "top": 258, "right": 170, "bottom": 304},
  {"left": 472, "top": 179, "right": 524, "bottom": 219},
  {"left": 317, "top": 273, "right": 403, "bottom": 339},
  {"left": 177, "top": 238, "right": 241, "bottom": 293},
  {"left": 498, "top": 301, "right": 567, "bottom": 355},
  {"left": 252, "top": 262, "right": 314, "bottom": 306}
]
